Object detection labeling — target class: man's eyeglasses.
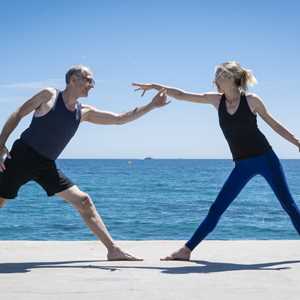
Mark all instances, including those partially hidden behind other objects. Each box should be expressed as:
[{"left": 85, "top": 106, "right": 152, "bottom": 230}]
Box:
[{"left": 76, "top": 74, "right": 95, "bottom": 86}]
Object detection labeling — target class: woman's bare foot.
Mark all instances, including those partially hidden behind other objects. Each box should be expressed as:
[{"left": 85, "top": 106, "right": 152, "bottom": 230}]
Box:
[
  {"left": 107, "top": 245, "right": 143, "bottom": 261},
  {"left": 161, "top": 245, "right": 191, "bottom": 261}
]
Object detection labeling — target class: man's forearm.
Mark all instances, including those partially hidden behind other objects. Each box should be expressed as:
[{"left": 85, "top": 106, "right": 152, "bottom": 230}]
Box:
[
  {"left": 117, "top": 102, "right": 155, "bottom": 124},
  {"left": 0, "top": 112, "right": 21, "bottom": 146}
]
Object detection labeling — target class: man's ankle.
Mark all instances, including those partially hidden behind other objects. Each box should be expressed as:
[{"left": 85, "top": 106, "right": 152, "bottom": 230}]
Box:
[{"left": 107, "top": 243, "right": 118, "bottom": 252}]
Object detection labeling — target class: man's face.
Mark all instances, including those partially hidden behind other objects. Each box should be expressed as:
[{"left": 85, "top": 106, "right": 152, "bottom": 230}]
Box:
[{"left": 73, "top": 71, "right": 95, "bottom": 97}]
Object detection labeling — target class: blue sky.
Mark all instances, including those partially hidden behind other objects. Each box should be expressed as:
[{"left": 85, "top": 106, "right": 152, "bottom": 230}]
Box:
[{"left": 1, "top": 0, "right": 299, "bottom": 158}]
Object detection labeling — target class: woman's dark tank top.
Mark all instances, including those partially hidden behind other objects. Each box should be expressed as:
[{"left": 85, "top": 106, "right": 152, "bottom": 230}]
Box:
[
  {"left": 21, "top": 91, "right": 81, "bottom": 160},
  {"left": 218, "top": 93, "right": 271, "bottom": 161}
]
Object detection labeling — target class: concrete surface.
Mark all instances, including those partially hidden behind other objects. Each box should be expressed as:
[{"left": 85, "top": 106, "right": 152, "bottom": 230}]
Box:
[{"left": 0, "top": 240, "right": 300, "bottom": 300}]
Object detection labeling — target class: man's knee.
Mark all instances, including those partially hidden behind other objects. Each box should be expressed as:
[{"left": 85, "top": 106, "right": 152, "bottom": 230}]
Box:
[
  {"left": 73, "top": 193, "right": 94, "bottom": 213},
  {"left": 81, "top": 194, "right": 93, "bottom": 209}
]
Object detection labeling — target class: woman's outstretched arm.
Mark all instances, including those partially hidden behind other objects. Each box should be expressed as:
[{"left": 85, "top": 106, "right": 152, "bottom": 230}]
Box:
[
  {"left": 132, "top": 82, "right": 220, "bottom": 108},
  {"left": 250, "top": 94, "right": 300, "bottom": 151}
]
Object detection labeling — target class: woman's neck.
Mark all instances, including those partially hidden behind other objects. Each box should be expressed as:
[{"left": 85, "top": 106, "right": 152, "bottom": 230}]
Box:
[{"left": 224, "top": 87, "right": 241, "bottom": 103}]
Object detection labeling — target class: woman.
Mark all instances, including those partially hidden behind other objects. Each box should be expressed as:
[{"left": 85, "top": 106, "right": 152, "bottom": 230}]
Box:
[{"left": 133, "top": 61, "right": 300, "bottom": 260}]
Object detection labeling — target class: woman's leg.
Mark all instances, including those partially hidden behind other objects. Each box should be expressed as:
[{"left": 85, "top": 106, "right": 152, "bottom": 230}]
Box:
[
  {"left": 261, "top": 151, "right": 300, "bottom": 234},
  {"left": 185, "top": 164, "right": 253, "bottom": 251},
  {"left": 163, "top": 162, "right": 253, "bottom": 260}
]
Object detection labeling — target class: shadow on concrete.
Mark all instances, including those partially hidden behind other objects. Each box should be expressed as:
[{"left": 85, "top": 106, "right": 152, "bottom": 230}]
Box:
[
  {"left": 153, "top": 259, "right": 300, "bottom": 274},
  {"left": 0, "top": 260, "right": 117, "bottom": 274},
  {"left": 1, "top": 259, "right": 300, "bottom": 274},
  {"left": 103, "top": 259, "right": 300, "bottom": 274}
]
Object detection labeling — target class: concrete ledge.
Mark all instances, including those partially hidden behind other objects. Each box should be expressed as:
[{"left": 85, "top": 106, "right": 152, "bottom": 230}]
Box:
[{"left": 0, "top": 240, "right": 300, "bottom": 300}]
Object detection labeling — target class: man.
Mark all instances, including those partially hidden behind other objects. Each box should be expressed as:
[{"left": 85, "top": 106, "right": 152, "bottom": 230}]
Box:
[{"left": 0, "top": 65, "right": 168, "bottom": 261}]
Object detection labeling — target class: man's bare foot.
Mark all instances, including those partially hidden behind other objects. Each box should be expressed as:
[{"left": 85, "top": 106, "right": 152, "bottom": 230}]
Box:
[
  {"left": 107, "top": 245, "right": 143, "bottom": 261},
  {"left": 161, "top": 245, "right": 191, "bottom": 261},
  {"left": 0, "top": 198, "right": 6, "bottom": 208}
]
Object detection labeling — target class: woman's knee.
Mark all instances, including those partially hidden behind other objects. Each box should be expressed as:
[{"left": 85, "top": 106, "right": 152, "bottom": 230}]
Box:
[{"left": 208, "top": 202, "right": 224, "bottom": 218}]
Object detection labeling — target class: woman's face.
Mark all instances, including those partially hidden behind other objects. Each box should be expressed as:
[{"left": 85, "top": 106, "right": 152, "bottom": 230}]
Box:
[{"left": 214, "top": 69, "right": 235, "bottom": 93}]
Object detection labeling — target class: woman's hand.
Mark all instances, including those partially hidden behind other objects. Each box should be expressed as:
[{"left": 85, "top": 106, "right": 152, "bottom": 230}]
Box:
[{"left": 132, "top": 83, "right": 154, "bottom": 97}]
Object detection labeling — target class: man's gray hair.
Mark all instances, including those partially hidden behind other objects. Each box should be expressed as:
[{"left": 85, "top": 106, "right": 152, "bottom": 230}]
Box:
[{"left": 65, "top": 65, "right": 92, "bottom": 84}]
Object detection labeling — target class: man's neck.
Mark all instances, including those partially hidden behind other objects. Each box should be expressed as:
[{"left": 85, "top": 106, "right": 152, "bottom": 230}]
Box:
[{"left": 62, "top": 88, "right": 78, "bottom": 110}]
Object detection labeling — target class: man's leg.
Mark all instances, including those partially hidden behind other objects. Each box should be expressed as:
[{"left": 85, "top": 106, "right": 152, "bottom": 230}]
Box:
[
  {"left": 0, "top": 197, "right": 6, "bottom": 208},
  {"left": 56, "top": 185, "right": 142, "bottom": 261}
]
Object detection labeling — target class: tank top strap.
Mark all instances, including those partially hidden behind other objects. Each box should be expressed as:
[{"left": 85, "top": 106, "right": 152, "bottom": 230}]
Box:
[
  {"left": 240, "top": 92, "right": 253, "bottom": 115},
  {"left": 218, "top": 94, "right": 226, "bottom": 112},
  {"left": 52, "top": 90, "right": 62, "bottom": 111},
  {"left": 240, "top": 92, "right": 247, "bottom": 104},
  {"left": 75, "top": 102, "right": 82, "bottom": 121}
]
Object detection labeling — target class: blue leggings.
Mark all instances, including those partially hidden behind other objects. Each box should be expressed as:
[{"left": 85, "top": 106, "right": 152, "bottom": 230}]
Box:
[{"left": 186, "top": 150, "right": 300, "bottom": 251}]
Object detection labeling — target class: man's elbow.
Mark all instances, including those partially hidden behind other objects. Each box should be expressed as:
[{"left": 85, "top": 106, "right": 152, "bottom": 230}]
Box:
[{"left": 13, "top": 110, "right": 23, "bottom": 122}]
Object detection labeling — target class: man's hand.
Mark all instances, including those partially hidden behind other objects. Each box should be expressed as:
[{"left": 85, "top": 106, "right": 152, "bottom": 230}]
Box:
[
  {"left": 132, "top": 83, "right": 154, "bottom": 97},
  {"left": 150, "top": 89, "right": 170, "bottom": 108},
  {"left": 0, "top": 145, "right": 11, "bottom": 172}
]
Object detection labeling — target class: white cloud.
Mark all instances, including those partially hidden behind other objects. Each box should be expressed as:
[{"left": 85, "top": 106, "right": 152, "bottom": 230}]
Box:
[
  {"left": 0, "top": 95, "right": 25, "bottom": 103},
  {"left": 0, "top": 78, "right": 64, "bottom": 90},
  {"left": 0, "top": 78, "right": 106, "bottom": 90}
]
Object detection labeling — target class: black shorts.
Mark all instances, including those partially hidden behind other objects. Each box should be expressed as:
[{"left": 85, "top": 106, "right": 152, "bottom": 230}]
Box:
[{"left": 0, "top": 139, "right": 74, "bottom": 199}]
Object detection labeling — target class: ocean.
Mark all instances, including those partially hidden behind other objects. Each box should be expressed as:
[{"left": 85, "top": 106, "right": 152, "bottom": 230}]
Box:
[{"left": 1, "top": 159, "right": 300, "bottom": 241}]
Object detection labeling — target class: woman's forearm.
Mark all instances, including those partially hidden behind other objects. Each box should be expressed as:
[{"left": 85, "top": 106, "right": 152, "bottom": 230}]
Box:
[
  {"left": 151, "top": 83, "right": 186, "bottom": 100},
  {"left": 273, "top": 122, "right": 299, "bottom": 147}
]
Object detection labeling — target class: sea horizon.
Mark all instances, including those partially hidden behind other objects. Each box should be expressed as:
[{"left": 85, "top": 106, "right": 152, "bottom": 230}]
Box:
[
  {"left": 57, "top": 158, "right": 300, "bottom": 160},
  {"left": 1, "top": 159, "right": 300, "bottom": 241}
]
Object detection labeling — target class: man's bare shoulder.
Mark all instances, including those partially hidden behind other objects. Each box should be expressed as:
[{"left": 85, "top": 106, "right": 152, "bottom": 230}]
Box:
[
  {"left": 33, "top": 88, "right": 59, "bottom": 116},
  {"left": 37, "top": 87, "right": 57, "bottom": 101},
  {"left": 80, "top": 104, "right": 97, "bottom": 113},
  {"left": 80, "top": 104, "right": 96, "bottom": 121}
]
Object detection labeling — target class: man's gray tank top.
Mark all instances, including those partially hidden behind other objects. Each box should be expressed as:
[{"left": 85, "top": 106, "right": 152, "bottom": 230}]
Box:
[{"left": 21, "top": 90, "right": 81, "bottom": 160}]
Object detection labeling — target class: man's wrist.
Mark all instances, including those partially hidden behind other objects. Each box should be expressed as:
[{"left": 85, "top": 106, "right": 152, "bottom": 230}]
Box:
[{"left": 148, "top": 102, "right": 156, "bottom": 110}]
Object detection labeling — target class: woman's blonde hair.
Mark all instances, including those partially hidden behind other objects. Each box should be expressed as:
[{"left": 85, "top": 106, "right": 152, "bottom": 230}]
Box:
[{"left": 215, "top": 61, "right": 257, "bottom": 91}]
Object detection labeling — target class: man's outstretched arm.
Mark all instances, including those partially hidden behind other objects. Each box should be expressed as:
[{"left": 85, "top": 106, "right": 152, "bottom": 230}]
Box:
[
  {"left": 0, "top": 89, "right": 54, "bottom": 172},
  {"left": 81, "top": 89, "right": 169, "bottom": 125}
]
